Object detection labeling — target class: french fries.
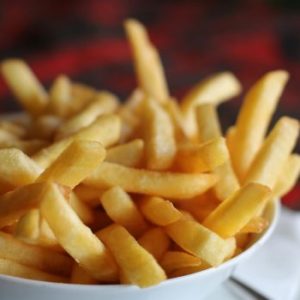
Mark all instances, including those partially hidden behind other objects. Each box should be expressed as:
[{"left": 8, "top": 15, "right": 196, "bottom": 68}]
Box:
[
  {"left": 0, "top": 18, "right": 298, "bottom": 287},
  {"left": 97, "top": 224, "right": 166, "bottom": 287}
]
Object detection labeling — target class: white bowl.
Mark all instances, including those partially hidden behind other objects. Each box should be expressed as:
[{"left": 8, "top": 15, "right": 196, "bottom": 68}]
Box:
[{"left": 0, "top": 200, "right": 279, "bottom": 300}]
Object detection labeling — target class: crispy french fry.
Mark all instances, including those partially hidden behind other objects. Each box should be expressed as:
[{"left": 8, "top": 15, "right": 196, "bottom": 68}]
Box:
[
  {"left": 0, "top": 148, "right": 42, "bottom": 193},
  {"left": 56, "top": 91, "right": 119, "bottom": 140},
  {"left": 106, "top": 139, "right": 144, "bottom": 167},
  {"left": 181, "top": 72, "right": 241, "bottom": 137},
  {"left": 84, "top": 162, "right": 217, "bottom": 200},
  {"left": 0, "top": 232, "right": 73, "bottom": 276},
  {"left": 139, "top": 197, "right": 181, "bottom": 226},
  {"left": 273, "top": 154, "right": 300, "bottom": 197},
  {"left": 101, "top": 186, "right": 148, "bottom": 237},
  {"left": 244, "top": 117, "right": 299, "bottom": 188},
  {"left": 203, "top": 183, "right": 271, "bottom": 238},
  {"left": 48, "top": 75, "right": 72, "bottom": 118},
  {"left": 160, "top": 251, "right": 202, "bottom": 275},
  {"left": 232, "top": 71, "right": 289, "bottom": 180},
  {"left": 37, "top": 140, "right": 106, "bottom": 188},
  {"left": 97, "top": 224, "right": 166, "bottom": 287},
  {"left": 125, "top": 19, "right": 169, "bottom": 103},
  {"left": 175, "top": 137, "right": 229, "bottom": 173},
  {"left": 40, "top": 183, "right": 118, "bottom": 282},
  {"left": 142, "top": 97, "right": 176, "bottom": 170},
  {"left": 1, "top": 59, "right": 48, "bottom": 116},
  {"left": 0, "top": 182, "right": 51, "bottom": 228},
  {"left": 32, "top": 114, "right": 120, "bottom": 168},
  {"left": 240, "top": 216, "right": 269, "bottom": 234},
  {"left": 138, "top": 227, "right": 170, "bottom": 260},
  {"left": 196, "top": 104, "right": 240, "bottom": 200},
  {"left": 165, "top": 217, "right": 236, "bottom": 266},
  {"left": 15, "top": 209, "right": 40, "bottom": 242},
  {"left": 0, "top": 258, "right": 68, "bottom": 283},
  {"left": 70, "top": 264, "right": 98, "bottom": 284}
]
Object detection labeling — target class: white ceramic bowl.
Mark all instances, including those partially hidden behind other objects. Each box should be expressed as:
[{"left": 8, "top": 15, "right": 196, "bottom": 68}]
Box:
[{"left": 0, "top": 200, "right": 279, "bottom": 300}]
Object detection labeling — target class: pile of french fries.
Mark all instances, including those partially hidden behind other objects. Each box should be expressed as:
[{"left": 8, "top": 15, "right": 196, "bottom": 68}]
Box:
[{"left": 0, "top": 19, "right": 299, "bottom": 288}]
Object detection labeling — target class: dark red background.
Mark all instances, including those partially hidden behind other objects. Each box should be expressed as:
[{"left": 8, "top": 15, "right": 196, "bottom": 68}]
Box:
[{"left": 0, "top": 0, "right": 299, "bottom": 207}]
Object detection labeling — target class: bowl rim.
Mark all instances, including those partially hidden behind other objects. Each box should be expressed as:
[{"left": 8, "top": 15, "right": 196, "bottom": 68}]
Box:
[{"left": 0, "top": 199, "right": 280, "bottom": 291}]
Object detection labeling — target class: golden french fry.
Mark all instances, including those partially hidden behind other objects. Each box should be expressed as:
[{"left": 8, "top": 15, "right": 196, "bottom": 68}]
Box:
[
  {"left": 196, "top": 104, "right": 240, "bottom": 200},
  {"left": 160, "top": 251, "right": 202, "bottom": 275},
  {"left": 15, "top": 209, "right": 40, "bottom": 242},
  {"left": 0, "top": 258, "right": 68, "bottom": 283},
  {"left": 97, "top": 224, "right": 166, "bottom": 287},
  {"left": 165, "top": 216, "right": 236, "bottom": 266},
  {"left": 122, "top": 88, "right": 145, "bottom": 114},
  {"left": 118, "top": 107, "right": 140, "bottom": 143},
  {"left": 69, "top": 192, "right": 95, "bottom": 225},
  {"left": 38, "top": 218, "right": 61, "bottom": 249},
  {"left": 106, "top": 139, "right": 144, "bottom": 167},
  {"left": 240, "top": 216, "right": 269, "bottom": 234},
  {"left": 0, "top": 148, "right": 42, "bottom": 193},
  {"left": 32, "top": 114, "right": 120, "bottom": 168},
  {"left": 125, "top": 19, "right": 169, "bottom": 103},
  {"left": 142, "top": 97, "right": 176, "bottom": 170},
  {"left": 48, "top": 75, "right": 72, "bottom": 118},
  {"left": 0, "top": 232, "right": 73, "bottom": 276},
  {"left": 138, "top": 227, "right": 170, "bottom": 260},
  {"left": 37, "top": 140, "right": 106, "bottom": 188},
  {"left": 55, "top": 91, "right": 119, "bottom": 140},
  {"left": 181, "top": 72, "right": 241, "bottom": 137},
  {"left": 139, "top": 196, "right": 181, "bottom": 226},
  {"left": 203, "top": 183, "right": 271, "bottom": 238},
  {"left": 101, "top": 186, "right": 148, "bottom": 237},
  {"left": 74, "top": 185, "right": 104, "bottom": 207},
  {"left": 235, "top": 233, "right": 250, "bottom": 249},
  {"left": 175, "top": 137, "right": 229, "bottom": 173},
  {"left": 232, "top": 71, "right": 289, "bottom": 180},
  {"left": 1, "top": 59, "right": 48, "bottom": 116},
  {"left": 71, "top": 83, "right": 97, "bottom": 112},
  {"left": 0, "top": 120, "right": 26, "bottom": 138},
  {"left": 0, "top": 182, "right": 51, "bottom": 228},
  {"left": 273, "top": 154, "right": 300, "bottom": 197},
  {"left": 40, "top": 183, "right": 118, "bottom": 282},
  {"left": 225, "top": 126, "right": 236, "bottom": 159},
  {"left": 169, "top": 264, "right": 209, "bottom": 278},
  {"left": 70, "top": 264, "right": 98, "bottom": 284},
  {"left": 244, "top": 117, "right": 299, "bottom": 188},
  {"left": 84, "top": 162, "right": 217, "bottom": 200}
]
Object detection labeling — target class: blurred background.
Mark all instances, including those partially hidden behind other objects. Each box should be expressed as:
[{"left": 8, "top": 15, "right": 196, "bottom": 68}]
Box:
[{"left": 0, "top": 0, "right": 299, "bottom": 207}]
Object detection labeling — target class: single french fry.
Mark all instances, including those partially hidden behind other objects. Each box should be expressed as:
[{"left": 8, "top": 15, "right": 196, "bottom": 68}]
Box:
[
  {"left": 175, "top": 137, "right": 229, "bottom": 173},
  {"left": 232, "top": 71, "right": 289, "bottom": 180},
  {"left": 240, "top": 216, "right": 269, "bottom": 234},
  {"left": 70, "top": 264, "right": 98, "bottom": 284},
  {"left": 203, "top": 183, "right": 271, "bottom": 238},
  {"left": 40, "top": 183, "right": 118, "bottom": 282},
  {"left": 15, "top": 209, "right": 40, "bottom": 242},
  {"left": 139, "top": 197, "right": 181, "bottom": 226},
  {"left": 138, "top": 227, "right": 170, "bottom": 261},
  {"left": 97, "top": 224, "right": 166, "bottom": 287},
  {"left": 0, "top": 258, "right": 68, "bottom": 283},
  {"left": 84, "top": 162, "right": 217, "bottom": 200},
  {"left": 225, "top": 126, "right": 236, "bottom": 159},
  {"left": 0, "top": 232, "right": 73, "bottom": 276},
  {"left": 0, "top": 182, "right": 51, "bottom": 228},
  {"left": 69, "top": 192, "right": 95, "bottom": 225},
  {"left": 273, "top": 154, "right": 300, "bottom": 197},
  {"left": 196, "top": 104, "right": 240, "bottom": 200},
  {"left": 56, "top": 91, "right": 119, "bottom": 140},
  {"left": 244, "top": 117, "right": 299, "bottom": 188},
  {"left": 32, "top": 114, "right": 120, "bottom": 168},
  {"left": 37, "top": 140, "right": 106, "bottom": 188},
  {"left": 142, "top": 97, "right": 176, "bottom": 170},
  {"left": 125, "top": 19, "right": 169, "bottom": 103},
  {"left": 1, "top": 59, "right": 48, "bottom": 116},
  {"left": 181, "top": 72, "right": 241, "bottom": 137},
  {"left": 169, "top": 264, "right": 210, "bottom": 278},
  {"left": 0, "top": 148, "right": 42, "bottom": 193},
  {"left": 165, "top": 216, "right": 236, "bottom": 266},
  {"left": 101, "top": 186, "right": 148, "bottom": 237},
  {"left": 106, "top": 139, "right": 144, "bottom": 167},
  {"left": 160, "top": 251, "right": 202, "bottom": 275},
  {"left": 48, "top": 75, "right": 72, "bottom": 118}
]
